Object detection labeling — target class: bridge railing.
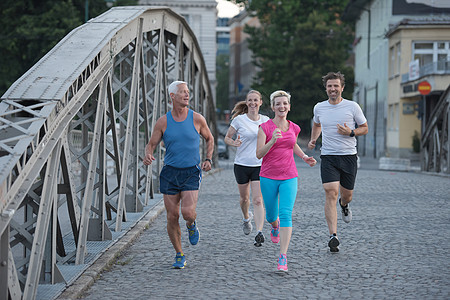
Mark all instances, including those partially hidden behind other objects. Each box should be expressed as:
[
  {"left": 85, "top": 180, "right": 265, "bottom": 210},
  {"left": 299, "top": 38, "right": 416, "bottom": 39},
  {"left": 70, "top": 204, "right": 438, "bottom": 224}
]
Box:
[
  {"left": 421, "top": 85, "right": 450, "bottom": 174},
  {"left": 0, "top": 7, "right": 217, "bottom": 299}
]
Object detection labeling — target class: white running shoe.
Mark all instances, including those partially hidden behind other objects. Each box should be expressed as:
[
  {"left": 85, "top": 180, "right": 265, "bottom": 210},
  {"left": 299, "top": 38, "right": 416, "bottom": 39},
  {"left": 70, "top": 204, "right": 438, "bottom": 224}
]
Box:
[
  {"left": 339, "top": 198, "right": 352, "bottom": 223},
  {"left": 243, "top": 211, "right": 253, "bottom": 235}
]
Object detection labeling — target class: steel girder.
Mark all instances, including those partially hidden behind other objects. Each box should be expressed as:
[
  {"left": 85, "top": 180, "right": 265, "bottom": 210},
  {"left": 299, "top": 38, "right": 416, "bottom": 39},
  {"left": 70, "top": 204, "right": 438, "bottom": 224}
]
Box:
[
  {"left": 0, "top": 7, "right": 217, "bottom": 299},
  {"left": 421, "top": 86, "right": 450, "bottom": 174}
]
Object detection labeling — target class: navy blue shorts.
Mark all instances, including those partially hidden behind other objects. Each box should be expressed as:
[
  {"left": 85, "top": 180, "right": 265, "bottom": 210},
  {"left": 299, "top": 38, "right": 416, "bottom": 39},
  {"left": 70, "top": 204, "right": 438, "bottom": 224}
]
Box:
[
  {"left": 320, "top": 155, "right": 358, "bottom": 190},
  {"left": 234, "top": 164, "right": 261, "bottom": 184},
  {"left": 159, "top": 165, "right": 202, "bottom": 195}
]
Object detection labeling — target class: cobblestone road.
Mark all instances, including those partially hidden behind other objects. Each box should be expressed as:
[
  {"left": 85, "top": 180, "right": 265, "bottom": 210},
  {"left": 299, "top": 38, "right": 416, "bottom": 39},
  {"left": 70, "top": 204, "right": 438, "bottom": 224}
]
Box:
[{"left": 80, "top": 154, "right": 450, "bottom": 299}]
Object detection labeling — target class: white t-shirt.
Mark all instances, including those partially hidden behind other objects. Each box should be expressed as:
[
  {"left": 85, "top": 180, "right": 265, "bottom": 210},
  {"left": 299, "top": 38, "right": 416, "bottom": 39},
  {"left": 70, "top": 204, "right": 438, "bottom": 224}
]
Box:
[
  {"left": 230, "top": 113, "right": 270, "bottom": 166},
  {"left": 313, "top": 99, "right": 367, "bottom": 155}
]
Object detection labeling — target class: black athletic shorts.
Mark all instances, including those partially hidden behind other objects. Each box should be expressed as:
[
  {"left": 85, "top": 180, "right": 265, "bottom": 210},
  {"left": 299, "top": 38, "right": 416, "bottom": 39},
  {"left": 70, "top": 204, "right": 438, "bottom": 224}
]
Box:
[
  {"left": 233, "top": 164, "right": 261, "bottom": 184},
  {"left": 320, "top": 154, "right": 358, "bottom": 190}
]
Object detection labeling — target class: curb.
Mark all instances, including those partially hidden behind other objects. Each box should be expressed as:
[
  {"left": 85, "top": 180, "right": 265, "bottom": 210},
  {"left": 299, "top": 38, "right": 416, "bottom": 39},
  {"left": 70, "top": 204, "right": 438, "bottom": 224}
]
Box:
[
  {"left": 56, "top": 200, "right": 165, "bottom": 300},
  {"left": 56, "top": 167, "right": 223, "bottom": 300}
]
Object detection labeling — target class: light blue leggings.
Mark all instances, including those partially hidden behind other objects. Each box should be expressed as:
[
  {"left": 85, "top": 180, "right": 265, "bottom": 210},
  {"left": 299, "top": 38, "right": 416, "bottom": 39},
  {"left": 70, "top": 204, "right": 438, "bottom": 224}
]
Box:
[{"left": 260, "top": 176, "right": 298, "bottom": 227}]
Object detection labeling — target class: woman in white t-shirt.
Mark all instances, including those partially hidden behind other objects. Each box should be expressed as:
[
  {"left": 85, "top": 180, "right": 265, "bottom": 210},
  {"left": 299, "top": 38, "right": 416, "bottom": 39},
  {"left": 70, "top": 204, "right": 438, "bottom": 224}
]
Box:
[{"left": 224, "top": 90, "right": 269, "bottom": 247}]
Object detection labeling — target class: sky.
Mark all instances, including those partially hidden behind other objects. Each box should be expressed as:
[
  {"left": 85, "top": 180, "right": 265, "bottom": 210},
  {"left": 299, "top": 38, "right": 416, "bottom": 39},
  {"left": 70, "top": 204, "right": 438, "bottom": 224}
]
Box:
[{"left": 216, "top": 0, "right": 242, "bottom": 18}]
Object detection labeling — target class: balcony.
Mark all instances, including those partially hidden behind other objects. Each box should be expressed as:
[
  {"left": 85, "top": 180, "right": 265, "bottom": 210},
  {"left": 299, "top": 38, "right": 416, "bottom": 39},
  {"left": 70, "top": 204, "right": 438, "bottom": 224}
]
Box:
[{"left": 402, "top": 61, "right": 450, "bottom": 84}]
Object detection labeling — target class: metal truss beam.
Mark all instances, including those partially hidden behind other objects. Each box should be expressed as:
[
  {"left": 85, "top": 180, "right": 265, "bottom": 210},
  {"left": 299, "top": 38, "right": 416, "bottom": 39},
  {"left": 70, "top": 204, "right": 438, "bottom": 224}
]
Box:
[
  {"left": 421, "top": 86, "right": 450, "bottom": 174},
  {"left": 0, "top": 6, "right": 217, "bottom": 299}
]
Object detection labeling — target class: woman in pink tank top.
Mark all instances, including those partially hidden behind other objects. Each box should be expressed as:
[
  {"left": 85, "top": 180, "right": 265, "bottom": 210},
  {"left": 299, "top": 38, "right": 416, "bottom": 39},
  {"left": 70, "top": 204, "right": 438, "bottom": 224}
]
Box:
[{"left": 256, "top": 90, "right": 317, "bottom": 272}]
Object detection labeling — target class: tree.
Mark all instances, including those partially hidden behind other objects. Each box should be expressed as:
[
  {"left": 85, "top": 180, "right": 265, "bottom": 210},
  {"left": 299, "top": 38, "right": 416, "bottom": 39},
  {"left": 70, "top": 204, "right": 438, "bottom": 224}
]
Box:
[
  {"left": 232, "top": 0, "right": 354, "bottom": 133},
  {"left": 216, "top": 54, "right": 230, "bottom": 112},
  {"left": 0, "top": 0, "right": 137, "bottom": 97}
]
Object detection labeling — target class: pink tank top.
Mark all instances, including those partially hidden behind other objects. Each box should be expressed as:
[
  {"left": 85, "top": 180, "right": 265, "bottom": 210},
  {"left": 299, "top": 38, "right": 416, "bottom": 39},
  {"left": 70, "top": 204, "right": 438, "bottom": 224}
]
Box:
[{"left": 259, "top": 119, "right": 301, "bottom": 180}]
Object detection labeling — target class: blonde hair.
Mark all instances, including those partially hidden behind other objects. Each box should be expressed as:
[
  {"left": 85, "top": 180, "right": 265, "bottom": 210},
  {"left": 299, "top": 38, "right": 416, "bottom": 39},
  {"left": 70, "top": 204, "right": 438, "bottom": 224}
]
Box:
[
  {"left": 230, "top": 90, "right": 263, "bottom": 119},
  {"left": 269, "top": 90, "right": 291, "bottom": 107}
]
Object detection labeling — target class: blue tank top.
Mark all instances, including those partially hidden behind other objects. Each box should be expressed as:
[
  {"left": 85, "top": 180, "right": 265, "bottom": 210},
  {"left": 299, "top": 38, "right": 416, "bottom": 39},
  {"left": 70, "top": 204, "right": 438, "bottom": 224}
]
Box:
[{"left": 162, "top": 109, "right": 200, "bottom": 168}]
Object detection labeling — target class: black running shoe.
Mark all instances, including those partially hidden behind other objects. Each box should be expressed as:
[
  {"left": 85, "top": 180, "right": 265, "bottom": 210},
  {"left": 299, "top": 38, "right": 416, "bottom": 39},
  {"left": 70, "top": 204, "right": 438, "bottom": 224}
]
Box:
[
  {"left": 328, "top": 235, "right": 340, "bottom": 252},
  {"left": 254, "top": 232, "right": 265, "bottom": 247}
]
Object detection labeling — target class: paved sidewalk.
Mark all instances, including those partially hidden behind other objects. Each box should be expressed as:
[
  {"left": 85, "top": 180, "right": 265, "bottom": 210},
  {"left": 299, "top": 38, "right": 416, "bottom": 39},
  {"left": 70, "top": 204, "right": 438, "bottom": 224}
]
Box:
[{"left": 60, "top": 154, "right": 450, "bottom": 299}]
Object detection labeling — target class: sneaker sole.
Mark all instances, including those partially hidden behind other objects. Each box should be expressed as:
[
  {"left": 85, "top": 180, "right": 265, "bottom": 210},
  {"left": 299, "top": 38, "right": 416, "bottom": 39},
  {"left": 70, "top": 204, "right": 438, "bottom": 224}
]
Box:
[
  {"left": 328, "top": 236, "right": 340, "bottom": 252},
  {"left": 277, "top": 267, "right": 288, "bottom": 272},
  {"left": 189, "top": 230, "right": 200, "bottom": 245},
  {"left": 340, "top": 199, "right": 352, "bottom": 223},
  {"left": 173, "top": 263, "right": 186, "bottom": 269},
  {"left": 328, "top": 237, "right": 340, "bottom": 248},
  {"left": 342, "top": 213, "right": 352, "bottom": 223},
  {"left": 254, "top": 242, "right": 262, "bottom": 247},
  {"left": 243, "top": 223, "right": 252, "bottom": 235},
  {"left": 255, "top": 234, "right": 265, "bottom": 244},
  {"left": 173, "top": 261, "right": 187, "bottom": 269}
]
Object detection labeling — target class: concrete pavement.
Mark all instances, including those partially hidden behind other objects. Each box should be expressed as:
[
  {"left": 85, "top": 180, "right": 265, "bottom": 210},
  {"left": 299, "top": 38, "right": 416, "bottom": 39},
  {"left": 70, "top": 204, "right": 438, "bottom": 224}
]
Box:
[{"left": 59, "top": 151, "right": 450, "bottom": 299}]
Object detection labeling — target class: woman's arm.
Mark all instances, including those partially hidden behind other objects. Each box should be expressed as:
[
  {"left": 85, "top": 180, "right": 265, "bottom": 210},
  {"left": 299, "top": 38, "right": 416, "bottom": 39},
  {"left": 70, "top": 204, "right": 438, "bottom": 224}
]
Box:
[
  {"left": 224, "top": 126, "right": 242, "bottom": 147},
  {"left": 256, "top": 127, "right": 281, "bottom": 159},
  {"left": 294, "top": 143, "right": 317, "bottom": 167}
]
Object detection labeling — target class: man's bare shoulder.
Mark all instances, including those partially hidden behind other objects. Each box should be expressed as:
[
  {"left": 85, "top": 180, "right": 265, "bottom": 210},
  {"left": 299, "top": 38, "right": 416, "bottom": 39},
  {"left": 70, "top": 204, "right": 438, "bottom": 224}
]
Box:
[
  {"left": 154, "top": 114, "right": 167, "bottom": 130},
  {"left": 193, "top": 111, "right": 207, "bottom": 123}
]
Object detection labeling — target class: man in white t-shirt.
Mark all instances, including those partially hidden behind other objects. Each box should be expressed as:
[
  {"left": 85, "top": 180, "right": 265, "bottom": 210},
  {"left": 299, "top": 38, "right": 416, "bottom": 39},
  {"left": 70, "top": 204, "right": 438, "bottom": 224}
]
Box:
[{"left": 308, "top": 71, "right": 368, "bottom": 253}]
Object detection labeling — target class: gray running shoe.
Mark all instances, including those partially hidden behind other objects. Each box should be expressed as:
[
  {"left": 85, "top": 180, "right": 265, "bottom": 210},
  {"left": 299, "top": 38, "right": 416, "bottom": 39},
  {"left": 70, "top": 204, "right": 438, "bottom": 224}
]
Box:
[
  {"left": 242, "top": 212, "right": 253, "bottom": 235},
  {"left": 339, "top": 198, "right": 352, "bottom": 223}
]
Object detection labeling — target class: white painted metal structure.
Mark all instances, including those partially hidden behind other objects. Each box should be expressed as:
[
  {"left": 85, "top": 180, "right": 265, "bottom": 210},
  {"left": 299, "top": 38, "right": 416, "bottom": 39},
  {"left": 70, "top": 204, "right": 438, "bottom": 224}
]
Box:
[
  {"left": 0, "top": 6, "right": 217, "bottom": 299},
  {"left": 421, "top": 86, "right": 450, "bottom": 174}
]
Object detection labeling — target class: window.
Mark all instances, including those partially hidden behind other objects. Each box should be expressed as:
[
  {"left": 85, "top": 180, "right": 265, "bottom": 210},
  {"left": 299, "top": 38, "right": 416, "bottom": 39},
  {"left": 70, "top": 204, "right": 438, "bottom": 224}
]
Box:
[
  {"left": 389, "top": 42, "right": 401, "bottom": 77},
  {"left": 389, "top": 46, "right": 395, "bottom": 77},
  {"left": 394, "top": 103, "right": 399, "bottom": 131},
  {"left": 388, "top": 103, "right": 399, "bottom": 131},
  {"left": 413, "top": 41, "right": 450, "bottom": 71}
]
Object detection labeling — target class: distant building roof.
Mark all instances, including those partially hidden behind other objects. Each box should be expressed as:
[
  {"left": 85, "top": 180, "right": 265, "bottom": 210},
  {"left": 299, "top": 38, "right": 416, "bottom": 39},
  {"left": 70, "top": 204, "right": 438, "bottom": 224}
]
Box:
[
  {"left": 343, "top": 0, "right": 450, "bottom": 22},
  {"left": 385, "top": 18, "right": 450, "bottom": 37}
]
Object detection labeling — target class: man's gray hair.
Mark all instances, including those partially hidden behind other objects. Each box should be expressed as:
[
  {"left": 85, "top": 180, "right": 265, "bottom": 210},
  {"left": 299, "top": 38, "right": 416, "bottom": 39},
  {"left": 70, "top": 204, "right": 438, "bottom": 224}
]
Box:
[{"left": 168, "top": 80, "right": 187, "bottom": 95}]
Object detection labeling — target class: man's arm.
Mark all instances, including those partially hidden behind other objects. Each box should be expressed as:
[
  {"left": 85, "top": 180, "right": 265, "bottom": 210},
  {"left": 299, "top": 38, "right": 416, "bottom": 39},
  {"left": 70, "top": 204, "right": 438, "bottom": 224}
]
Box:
[
  {"left": 195, "top": 112, "right": 214, "bottom": 171},
  {"left": 355, "top": 122, "right": 368, "bottom": 136},
  {"left": 308, "top": 122, "right": 322, "bottom": 150},
  {"left": 336, "top": 122, "right": 369, "bottom": 137},
  {"left": 143, "top": 116, "right": 165, "bottom": 165}
]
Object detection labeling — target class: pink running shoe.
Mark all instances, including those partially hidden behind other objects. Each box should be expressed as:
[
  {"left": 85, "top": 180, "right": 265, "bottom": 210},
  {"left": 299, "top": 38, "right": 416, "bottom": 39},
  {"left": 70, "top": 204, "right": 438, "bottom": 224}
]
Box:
[
  {"left": 270, "top": 218, "right": 280, "bottom": 243},
  {"left": 277, "top": 253, "right": 288, "bottom": 272}
]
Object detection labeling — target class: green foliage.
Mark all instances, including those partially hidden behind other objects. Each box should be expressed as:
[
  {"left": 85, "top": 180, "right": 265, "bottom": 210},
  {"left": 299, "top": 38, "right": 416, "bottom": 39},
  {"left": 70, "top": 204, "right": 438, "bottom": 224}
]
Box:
[
  {"left": 216, "top": 54, "right": 230, "bottom": 111},
  {"left": 0, "top": 0, "right": 137, "bottom": 96},
  {"left": 232, "top": 0, "right": 354, "bottom": 133}
]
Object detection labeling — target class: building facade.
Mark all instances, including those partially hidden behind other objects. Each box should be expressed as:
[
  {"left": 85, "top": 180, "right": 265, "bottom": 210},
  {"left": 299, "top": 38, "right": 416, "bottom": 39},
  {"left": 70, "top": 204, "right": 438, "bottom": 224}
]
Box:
[
  {"left": 138, "top": 0, "right": 218, "bottom": 103},
  {"left": 228, "top": 10, "right": 260, "bottom": 110},
  {"left": 343, "top": 0, "right": 450, "bottom": 159},
  {"left": 216, "top": 17, "right": 230, "bottom": 56},
  {"left": 386, "top": 19, "right": 450, "bottom": 157}
]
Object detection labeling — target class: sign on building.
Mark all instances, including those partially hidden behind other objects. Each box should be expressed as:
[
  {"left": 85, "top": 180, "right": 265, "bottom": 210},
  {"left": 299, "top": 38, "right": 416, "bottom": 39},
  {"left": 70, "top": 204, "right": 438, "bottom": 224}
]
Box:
[{"left": 409, "top": 59, "right": 420, "bottom": 81}]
